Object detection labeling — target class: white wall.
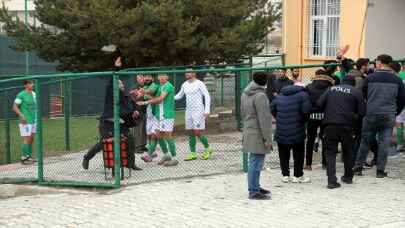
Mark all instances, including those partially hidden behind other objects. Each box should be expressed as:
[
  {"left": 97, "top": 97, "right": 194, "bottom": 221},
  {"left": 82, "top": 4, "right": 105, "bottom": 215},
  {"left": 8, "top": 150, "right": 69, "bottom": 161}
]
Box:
[
  {"left": 0, "top": 0, "right": 36, "bottom": 32},
  {"left": 1, "top": 0, "right": 35, "bottom": 11},
  {"left": 365, "top": 0, "right": 405, "bottom": 59}
]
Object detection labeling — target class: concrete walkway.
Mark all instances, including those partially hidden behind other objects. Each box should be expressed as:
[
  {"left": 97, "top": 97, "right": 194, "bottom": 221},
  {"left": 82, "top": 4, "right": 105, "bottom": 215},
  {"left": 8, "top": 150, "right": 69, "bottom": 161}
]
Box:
[{"left": 0, "top": 156, "right": 404, "bottom": 227}]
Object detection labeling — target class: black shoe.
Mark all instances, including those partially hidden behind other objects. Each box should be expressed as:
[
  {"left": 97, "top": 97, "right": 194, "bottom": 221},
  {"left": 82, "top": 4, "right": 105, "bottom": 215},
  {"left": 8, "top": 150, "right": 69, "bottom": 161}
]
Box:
[
  {"left": 132, "top": 165, "right": 143, "bottom": 171},
  {"left": 341, "top": 176, "right": 353, "bottom": 184},
  {"left": 21, "top": 157, "right": 35, "bottom": 165},
  {"left": 249, "top": 192, "right": 271, "bottom": 200},
  {"left": 82, "top": 158, "right": 89, "bottom": 170},
  {"left": 314, "top": 142, "right": 319, "bottom": 153},
  {"left": 364, "top": 160, "right": 375, "bottom": 169},
  {"left": 259, "top": 188, "right": 271, "bottom": 195},
  {"left": 327, "top": 182, "right": 341, "bottom": 189},
  {"left": 353, "top": 166, "right": 363, "bottom": 176},
  {"left": 134, "top": 146, "right": 145, "bottom": 154},
  {"left": 376, "top": 170, "right": 388, "bottom": 178}
]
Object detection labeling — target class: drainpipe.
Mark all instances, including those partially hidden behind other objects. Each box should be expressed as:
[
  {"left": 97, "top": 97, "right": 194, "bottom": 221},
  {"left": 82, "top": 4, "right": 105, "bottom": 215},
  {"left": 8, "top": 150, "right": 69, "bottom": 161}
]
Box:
[
  {"left": 25, "top": 0, "right": 29, "bottom": 74},
  {"left": 300, "top": 0, "right": 304, "bottom": 65},
  {"left": 358, "top": 0, "right": 369, "bottom": 58}
]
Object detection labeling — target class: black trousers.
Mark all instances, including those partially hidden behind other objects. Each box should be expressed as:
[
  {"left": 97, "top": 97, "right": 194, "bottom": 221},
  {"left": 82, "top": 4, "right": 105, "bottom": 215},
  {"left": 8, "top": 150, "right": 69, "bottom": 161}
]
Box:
[
  {"left": 306, "top": 119, "right": 326, "bottom": 166},
  {"left": 324, "top": 125, "right": 354, "bottom": 184},
  {"left": 84, "top": 120, "right": 136, "bottom": 168},
  {"left": 278, "top": 142, "right": 305, "bottom": 178},
  {"left": 132, "top": 115, "right": 147, "bottom": 149}
]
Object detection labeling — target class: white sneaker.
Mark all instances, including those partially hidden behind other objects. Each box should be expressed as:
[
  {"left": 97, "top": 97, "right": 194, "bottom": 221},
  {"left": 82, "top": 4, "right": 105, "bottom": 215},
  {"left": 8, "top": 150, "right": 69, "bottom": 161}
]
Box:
[
  {"left": 292, "top": 176, "right": 311, "bottom": 183},
  {"left": 281, "top": 176, "right": 291, "bottom": 183}
]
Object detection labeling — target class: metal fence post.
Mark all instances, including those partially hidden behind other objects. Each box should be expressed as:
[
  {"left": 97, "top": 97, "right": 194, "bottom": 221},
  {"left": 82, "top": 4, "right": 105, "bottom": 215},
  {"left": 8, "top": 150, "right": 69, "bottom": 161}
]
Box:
[
  {"left": 113, "top": 74, "right": 121, "bottom": 188},
  {"left": 3, "top": 91, "right": 11, "bottom": 164},
  {"left": 220, "top": 76, "right": 224, "bottom": 106},
  {"left": 63, "top": 80, "right": 71, "bottom": 151},
  {"left": 35, "top": 79, "right": 44, "bottom": 183},
  {"left": 234, "top": 71, "right": 248, "bottom": 172}
]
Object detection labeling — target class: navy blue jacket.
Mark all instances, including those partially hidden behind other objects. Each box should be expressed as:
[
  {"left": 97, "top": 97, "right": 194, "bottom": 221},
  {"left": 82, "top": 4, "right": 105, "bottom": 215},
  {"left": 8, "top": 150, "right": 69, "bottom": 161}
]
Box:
[
  {"left": 363, "top": 69, "right": 405, "bottom": 115},
  {"left": 271, "top": 85, "right": 312, "bottom": 145}
]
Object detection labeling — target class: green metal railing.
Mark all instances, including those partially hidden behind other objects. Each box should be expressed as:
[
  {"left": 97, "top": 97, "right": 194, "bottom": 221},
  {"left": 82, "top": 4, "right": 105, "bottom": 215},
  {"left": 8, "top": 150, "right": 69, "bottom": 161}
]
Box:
[{"left": 2, "top": 60, "right": 404, "bottom": 188}]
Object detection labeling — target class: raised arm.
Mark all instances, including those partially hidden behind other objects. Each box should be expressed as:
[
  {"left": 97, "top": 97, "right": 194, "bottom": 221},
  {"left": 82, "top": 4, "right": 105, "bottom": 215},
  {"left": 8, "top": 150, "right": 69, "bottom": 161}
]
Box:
[{"left": 144, "top": 92, "right": 167, "bottom": 105}]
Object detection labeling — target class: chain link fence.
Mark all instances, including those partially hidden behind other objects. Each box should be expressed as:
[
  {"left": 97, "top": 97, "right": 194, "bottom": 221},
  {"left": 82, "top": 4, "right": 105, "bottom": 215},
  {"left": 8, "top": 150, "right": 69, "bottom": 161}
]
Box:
[{"left": 2, "top": 61, "right": 404, "bottom": 188}]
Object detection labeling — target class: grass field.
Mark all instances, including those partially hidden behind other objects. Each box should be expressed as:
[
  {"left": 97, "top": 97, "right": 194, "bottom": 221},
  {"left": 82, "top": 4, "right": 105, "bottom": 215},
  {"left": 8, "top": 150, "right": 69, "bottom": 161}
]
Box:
[{"left": 0, "top": 111, "right": 185, "bottom": 164}]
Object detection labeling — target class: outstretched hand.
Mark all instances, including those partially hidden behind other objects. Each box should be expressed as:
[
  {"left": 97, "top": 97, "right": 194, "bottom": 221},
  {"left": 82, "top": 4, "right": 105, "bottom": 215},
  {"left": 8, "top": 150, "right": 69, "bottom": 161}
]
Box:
[
  {"left": 337, "top": 45, "right": 350, "bottom": 59},
  {"left": 115, "top": 57, "right": 122, "bottom": 68}
]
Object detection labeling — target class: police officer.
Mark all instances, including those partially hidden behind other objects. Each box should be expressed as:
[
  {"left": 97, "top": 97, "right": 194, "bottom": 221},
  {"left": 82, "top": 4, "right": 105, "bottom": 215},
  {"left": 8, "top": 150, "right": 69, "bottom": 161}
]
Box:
[{"left": 317, "top": 75, "right": 366, "bottom": 189}]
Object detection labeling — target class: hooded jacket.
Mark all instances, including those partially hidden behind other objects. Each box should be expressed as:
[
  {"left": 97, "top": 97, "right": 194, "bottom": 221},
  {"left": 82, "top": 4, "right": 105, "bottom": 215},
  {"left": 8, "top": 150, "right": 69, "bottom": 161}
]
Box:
[
  {"left": 271, "top": 85, "right": 312, "bottom": 144},
  {"left": 241, "top": 82, "right": 273, "bottom": 154},
  {"left": 306, "top": 75, "right": 335, "bottom": 114}
]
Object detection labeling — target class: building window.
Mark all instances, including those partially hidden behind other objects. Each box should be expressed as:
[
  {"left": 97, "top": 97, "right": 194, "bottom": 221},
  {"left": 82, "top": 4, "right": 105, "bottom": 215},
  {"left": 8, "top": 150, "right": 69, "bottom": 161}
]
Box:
[{"left": 308, "top": 0, "right": 340, "bottom": 57}]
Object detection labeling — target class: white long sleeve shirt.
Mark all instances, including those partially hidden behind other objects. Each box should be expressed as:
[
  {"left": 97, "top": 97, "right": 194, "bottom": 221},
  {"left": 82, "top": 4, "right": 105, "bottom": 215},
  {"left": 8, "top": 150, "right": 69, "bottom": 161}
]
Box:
[{"left": 175, "top": 79, "right": 211, "bottom": 114}]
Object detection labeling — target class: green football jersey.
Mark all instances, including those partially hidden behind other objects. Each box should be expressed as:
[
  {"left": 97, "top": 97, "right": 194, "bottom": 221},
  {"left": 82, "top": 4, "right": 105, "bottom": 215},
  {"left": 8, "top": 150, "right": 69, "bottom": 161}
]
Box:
[
  {"left": 144, "top": 82, "right": 160, "bottom": 117},
  {"left": 156, "top": 82, "right": 175, "bottom": 119},
  {"left": 14, "top": 90, "right": 37, "bottom": 124},
  {"left": 399, "top": 71, "right": 405, "bottom": 82}
]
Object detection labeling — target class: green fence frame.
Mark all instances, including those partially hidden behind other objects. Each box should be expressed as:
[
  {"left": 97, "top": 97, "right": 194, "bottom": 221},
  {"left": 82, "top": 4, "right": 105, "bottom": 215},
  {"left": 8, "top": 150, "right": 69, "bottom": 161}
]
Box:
[
  {"left": 7, "top": 60, "right": 405, "bottom": 188},
  {"left": 0, "top": 62, "right": 341, "bottom": 188}
]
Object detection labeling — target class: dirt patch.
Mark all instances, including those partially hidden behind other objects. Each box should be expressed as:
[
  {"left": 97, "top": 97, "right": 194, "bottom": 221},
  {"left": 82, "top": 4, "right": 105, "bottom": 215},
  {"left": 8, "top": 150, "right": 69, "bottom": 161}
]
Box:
[{"left": 0, "top": 184, "right": 101, "bottom": 199}]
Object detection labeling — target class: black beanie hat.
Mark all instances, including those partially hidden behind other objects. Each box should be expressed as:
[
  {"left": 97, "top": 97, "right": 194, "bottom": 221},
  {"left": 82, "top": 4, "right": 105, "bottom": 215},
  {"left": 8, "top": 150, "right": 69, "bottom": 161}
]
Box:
[{"left": 253, "top": 72, "right": 268, "bottom": 86}]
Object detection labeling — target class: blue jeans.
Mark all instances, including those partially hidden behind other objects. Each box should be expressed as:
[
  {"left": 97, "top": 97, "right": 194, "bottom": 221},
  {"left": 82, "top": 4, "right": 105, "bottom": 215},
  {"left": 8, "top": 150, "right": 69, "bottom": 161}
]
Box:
[
  {"left": 356, "top": 114, "right": 395, "bottom": 172},
  {"left": 248, "top": 153, "right": 265, "bottom": 194}
]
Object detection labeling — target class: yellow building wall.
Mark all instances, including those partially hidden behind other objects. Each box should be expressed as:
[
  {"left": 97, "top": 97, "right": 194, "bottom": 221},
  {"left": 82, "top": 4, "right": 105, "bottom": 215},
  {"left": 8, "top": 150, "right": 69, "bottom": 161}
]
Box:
[
  {"left": 283, "top": 0, "right": 368, "bottom": 68},
  {"left": 340, "top": 0, "right": 367, "bottom": 60},
  {"left": 283, "top": 0, "right": 304, "bottom": 65}
]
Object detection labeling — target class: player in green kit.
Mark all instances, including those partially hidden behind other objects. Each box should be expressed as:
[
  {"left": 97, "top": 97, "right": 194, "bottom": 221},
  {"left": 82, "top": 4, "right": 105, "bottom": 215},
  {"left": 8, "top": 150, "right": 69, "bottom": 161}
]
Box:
[
  {"left": 13, "top": 80, "right": 37, "bottom": 165},
  {"left": 138, "top": 74, "right": 178, "bottom": 166},
  {"left": 139, "top": 75, "right": 170, "bottom": 162}
]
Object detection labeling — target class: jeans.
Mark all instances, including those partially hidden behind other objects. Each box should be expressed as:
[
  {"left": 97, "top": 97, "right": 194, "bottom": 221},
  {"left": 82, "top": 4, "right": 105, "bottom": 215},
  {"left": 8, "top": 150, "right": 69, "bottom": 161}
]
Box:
[
  {"left": 356, "top": 114, "right": 395, "bottom": 172},
  {"left": 306, "top": 119, "right": 326, "bottom": 166},
  {"left": 324, "top": 125, "right": 354, "bottom": 184},
  {"left": 278, "top": 142, "right": 305, "bottom": 178},
  {"left": 248, "top": 153, "right": 266, "bottom": 194},
  {"left": 354, "top": 118, "right": 378, "bottom": 165}
]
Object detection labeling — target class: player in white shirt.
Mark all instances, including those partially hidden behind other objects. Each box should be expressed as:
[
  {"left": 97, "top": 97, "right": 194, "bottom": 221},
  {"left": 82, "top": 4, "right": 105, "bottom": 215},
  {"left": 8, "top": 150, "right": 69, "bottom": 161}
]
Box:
[{"left": 175, "top": 69, "right": 213, "bottom": 161}]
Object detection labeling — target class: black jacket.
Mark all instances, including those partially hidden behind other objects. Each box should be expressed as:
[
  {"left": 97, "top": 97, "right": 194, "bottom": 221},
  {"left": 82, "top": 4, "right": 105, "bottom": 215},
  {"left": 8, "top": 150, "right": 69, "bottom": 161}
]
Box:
[
  {"left": 317, "top": 81, "right": 365, "bottom": 127},
  {"left": 132, "top": 84, "right": 147, "bottom": 114},
  {"left": 100, "top": 79, "right": 140, "bottom": 128},
  {"left": 268, "top": 76, "right": 293, "bottom": 101},
  {"left": 306, "top": 75, "right": 335, "bottom": 113},
  {"left": 266, "top": 74, "right": 277, "bottom": 102},
  {"left": 363, "top": 69, "right": 405, "bottom": 115}
]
